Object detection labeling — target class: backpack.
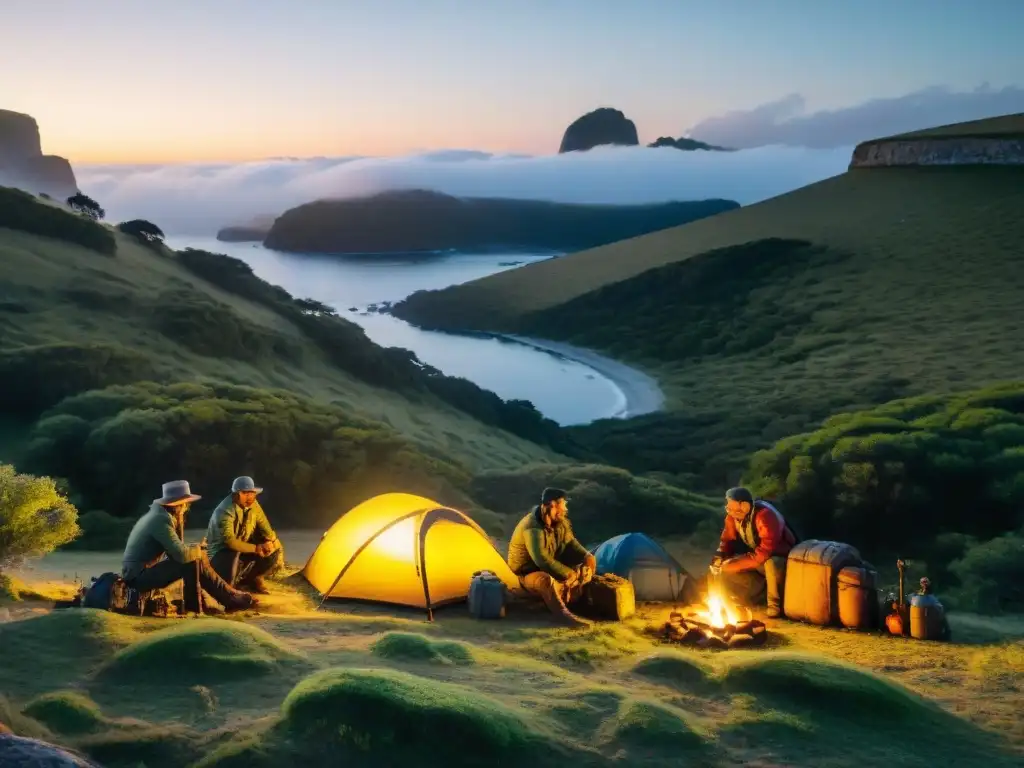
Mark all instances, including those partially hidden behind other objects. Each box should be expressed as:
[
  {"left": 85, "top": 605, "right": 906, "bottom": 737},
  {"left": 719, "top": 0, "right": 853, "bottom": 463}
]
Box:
[{"left": 82, "top": 572, "right": 133, "bottom": 612}]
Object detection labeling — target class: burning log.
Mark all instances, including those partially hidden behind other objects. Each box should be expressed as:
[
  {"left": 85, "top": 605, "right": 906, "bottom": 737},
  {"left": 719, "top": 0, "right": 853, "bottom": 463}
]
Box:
[{"left": 657, "top": 586, "right": 768, "bottom": 649}]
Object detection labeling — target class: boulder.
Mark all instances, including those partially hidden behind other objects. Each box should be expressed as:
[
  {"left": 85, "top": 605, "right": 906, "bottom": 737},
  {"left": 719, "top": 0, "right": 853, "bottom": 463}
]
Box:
[
  {"left": 0, "top": 734, "right": 102, "bottom": 767},
  {"left": 559, "top": 108, "right": 639, "bottom": 153}
]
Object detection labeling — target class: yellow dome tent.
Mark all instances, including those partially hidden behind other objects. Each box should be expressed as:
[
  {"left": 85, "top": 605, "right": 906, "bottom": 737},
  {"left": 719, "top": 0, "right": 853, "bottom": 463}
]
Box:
[{"left": 303, "top": 492, "right": 521, "bottom": 619}]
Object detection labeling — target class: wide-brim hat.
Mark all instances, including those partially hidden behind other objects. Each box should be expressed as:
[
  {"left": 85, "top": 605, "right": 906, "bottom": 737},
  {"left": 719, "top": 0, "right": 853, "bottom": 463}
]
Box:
[
  {"left": 231, "top": 476, "right": 263, "bottom": 494},
  {"left": 154, "top": 480, "right": 202, "bottom": 506}
]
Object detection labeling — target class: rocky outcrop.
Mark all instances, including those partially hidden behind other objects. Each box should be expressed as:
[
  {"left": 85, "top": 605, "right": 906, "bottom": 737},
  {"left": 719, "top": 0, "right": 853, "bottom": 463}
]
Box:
[
  {"left": 264, "top": 189, "right": 738, "bottom": 255},
  {"left": 648, "top": 136, "right": 729, "bottom": 151},
  {"left": 0, "top": 109, "right": 78, "bottom": 199},
  {"left": 559, "top": 108, "right": 639, "bottom": 153},
  {"left": 849, "top": 137, "right": 1024, "bottom": 168}
]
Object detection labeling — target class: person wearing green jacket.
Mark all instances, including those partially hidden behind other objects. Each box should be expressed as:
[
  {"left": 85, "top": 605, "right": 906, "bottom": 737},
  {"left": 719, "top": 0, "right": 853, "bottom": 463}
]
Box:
[
  {"left": 206, "top": 476, "right": 284, "bottom": 595},
  {"left": 121, "top": 480, "right": 256, "bottom": 613},
  {"left": 507, "top": 487, "right": 597, "bottom": 628}
]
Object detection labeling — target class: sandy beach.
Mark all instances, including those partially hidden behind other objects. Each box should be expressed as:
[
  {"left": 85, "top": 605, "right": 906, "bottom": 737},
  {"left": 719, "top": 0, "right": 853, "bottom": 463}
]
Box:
[{"left": 500, "top": 334, "right": 665, "bottom": 420}]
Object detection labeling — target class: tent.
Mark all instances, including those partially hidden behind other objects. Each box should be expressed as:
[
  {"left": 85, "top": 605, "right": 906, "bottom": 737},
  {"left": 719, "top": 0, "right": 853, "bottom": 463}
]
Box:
[
  {"left": 303, "top": 492, "right": 520, "bottom": 619},
  {"left": 593, "top": 532, "right": 690, "bottom": 602}
]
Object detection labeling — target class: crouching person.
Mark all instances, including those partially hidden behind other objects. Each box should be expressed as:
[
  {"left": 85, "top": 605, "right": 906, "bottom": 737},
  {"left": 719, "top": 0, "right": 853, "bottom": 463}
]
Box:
[
  {"left": 507, "top": 487, "right": 597, "bottom": 629},
  {"left": 713, "top": 486, "right": 797, "bottom": 618},
  {"left": 207, "top": 476, "right": 283, "bottom": 595},
  {"left": 121, "top": 480, "right": 256, "bottom": 613}
]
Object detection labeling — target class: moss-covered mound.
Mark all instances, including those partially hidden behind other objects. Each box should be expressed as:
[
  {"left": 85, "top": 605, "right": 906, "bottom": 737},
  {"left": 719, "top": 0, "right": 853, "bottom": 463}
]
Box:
[
  {"left": 369, "top": 632, "right": 475, "bottom": 665},
  {"left": 97, "top": 621, "right": 306, "bottom": 685},
  {"left": 22, "top": 691, "right": 105, "bottom": 735},
  {"left": 280, "top": 667, "right": 553, "bottom": 766}
]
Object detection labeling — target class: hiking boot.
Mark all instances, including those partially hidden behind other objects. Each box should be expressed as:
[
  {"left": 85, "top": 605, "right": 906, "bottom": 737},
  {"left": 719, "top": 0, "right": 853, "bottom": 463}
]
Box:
[
  {"left": 766, "top": 605, "right": 782, "bottom": 619},
  {"left": 225, "top": 594, "right": 259, "bottom": 613},
  {"left": 244, "top": 576, "right": 271, "bottom": 595},
  {"left": 554, "top": 609, "right": 592, "bottom": 629}
]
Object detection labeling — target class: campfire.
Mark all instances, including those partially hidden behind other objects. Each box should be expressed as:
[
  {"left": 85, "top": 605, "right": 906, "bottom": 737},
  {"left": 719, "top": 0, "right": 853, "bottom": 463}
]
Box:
[{"left": 659, "top": 585, "right": 767, "bottom": 649}]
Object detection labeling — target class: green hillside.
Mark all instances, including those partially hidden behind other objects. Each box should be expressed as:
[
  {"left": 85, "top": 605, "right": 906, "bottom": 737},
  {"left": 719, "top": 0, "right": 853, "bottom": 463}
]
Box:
[{"left": 392, "top": 125, "right": 1024, "bottom": 490}]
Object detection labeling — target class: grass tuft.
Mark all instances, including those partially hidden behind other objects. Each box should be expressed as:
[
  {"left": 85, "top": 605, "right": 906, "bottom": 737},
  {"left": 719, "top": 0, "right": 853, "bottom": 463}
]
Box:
[
  {"left": 369, "top": 631, "right": 475, "bottom": 665},
  {"left": 600, "top": 698, "right": 709, "bottom": 751},
  {"left": 630, "top": 651, "right": 713, "bottom": 688}
]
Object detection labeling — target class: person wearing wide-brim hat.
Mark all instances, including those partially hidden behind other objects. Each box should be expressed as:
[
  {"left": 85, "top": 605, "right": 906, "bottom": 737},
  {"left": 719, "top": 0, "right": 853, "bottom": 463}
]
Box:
[
  {"left": 205, "top": 476, "right": 284, "bottom": 595},
  {"left": 121, "top": 480, "right": 257, "bottom": 613}
]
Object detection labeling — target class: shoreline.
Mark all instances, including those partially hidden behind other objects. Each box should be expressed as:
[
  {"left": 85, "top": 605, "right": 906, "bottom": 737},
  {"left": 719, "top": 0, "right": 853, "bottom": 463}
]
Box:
[{"left": 498, "top": 333, "right": 666, "bottom": 421}]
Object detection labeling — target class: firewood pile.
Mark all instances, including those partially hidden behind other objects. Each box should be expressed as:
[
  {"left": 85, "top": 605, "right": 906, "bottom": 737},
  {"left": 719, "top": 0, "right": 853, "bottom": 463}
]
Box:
[{"left": 659, "top": 609, "right": 768, "bottom": 649}]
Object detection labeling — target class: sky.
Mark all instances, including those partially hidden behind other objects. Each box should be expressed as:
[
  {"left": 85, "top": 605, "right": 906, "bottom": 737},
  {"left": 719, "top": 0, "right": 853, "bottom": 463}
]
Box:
[{"left": 2, "top": 0, "right": 1023, "bottom": 163}]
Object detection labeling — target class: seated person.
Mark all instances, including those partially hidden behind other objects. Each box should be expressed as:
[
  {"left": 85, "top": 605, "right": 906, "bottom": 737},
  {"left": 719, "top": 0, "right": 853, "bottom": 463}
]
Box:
[
  {"left": 712, "top": 486, "right": 798, "bottom": 618},
  {"left": 507, "top": 487, "right": 597, "bottom": 628},
  {"left": 121, "top": 480, "right": 256, "bottom": 613},
  {"left": 206, "top": 476, "right": 283, "bottom": 595}
]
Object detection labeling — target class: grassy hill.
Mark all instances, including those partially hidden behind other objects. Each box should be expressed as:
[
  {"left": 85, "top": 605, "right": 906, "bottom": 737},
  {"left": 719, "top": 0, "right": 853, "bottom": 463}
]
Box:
[{"left": 392, "top": 119, "right": 1024, "bottom": 491}]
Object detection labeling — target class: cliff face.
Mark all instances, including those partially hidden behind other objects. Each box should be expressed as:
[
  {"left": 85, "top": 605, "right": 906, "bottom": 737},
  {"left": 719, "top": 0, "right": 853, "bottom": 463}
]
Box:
[
  {"left": 559, "top": 108, "right": 639, "bottom": 153},
  {"left": 849, "top": 137, "right": 1024, "bottom": 168},
  {"left": 0, "top": 109, "right": 78, "bottom": 199}
]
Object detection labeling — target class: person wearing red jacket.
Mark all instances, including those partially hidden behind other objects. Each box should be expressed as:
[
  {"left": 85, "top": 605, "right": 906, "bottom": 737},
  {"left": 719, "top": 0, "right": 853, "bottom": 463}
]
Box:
[{"left": 711, "top": 486, "right": 798, "bottom": 617}]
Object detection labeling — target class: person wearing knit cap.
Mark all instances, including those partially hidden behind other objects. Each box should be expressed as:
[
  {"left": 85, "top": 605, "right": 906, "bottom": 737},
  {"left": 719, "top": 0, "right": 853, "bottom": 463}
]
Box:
[
  {"left": 506, "top": 487, "right": 597, "bottom": 628},
  {"left": 712, "top": 486, "right": 798, "bottom": 618}
]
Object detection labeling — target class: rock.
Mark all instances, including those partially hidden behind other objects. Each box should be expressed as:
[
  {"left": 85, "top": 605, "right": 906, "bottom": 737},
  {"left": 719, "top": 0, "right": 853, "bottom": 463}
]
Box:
[
  {"left": 849, "top": 137, "right": 1024, "bottom": 168},
  {"left": 0, "top": 109, "right": 78, "bottom": 199},
  {"left": 0, "top": 734, "right": 102, "bottom": 767},
  {"left": 648, "top": 136, "right": 729, "bottom": 152},
  {"left": 559, "top": 107, "right": 639, "bottom": 153}
]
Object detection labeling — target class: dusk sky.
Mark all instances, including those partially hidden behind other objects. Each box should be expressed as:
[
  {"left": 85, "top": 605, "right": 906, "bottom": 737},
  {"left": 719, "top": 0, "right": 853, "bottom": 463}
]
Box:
[{"left": 3, "top": 0, "right": 1023, "bottom": 163}]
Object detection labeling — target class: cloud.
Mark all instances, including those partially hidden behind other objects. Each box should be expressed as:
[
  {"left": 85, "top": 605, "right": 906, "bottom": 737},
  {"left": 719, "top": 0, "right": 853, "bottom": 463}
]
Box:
[
  {"left": 688, "top": 84, "right": 1024, "bottom": 149},
  {"left": 76, "top": 144, "right": 851, "bottom": 235}
]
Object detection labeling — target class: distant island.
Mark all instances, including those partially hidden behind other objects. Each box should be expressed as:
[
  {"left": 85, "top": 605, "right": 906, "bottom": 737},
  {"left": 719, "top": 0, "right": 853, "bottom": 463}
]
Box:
[
  {"left": 261, "top": 189, "right": 739, "bottom": 255},
  {"left": 559, "top": 107, "right": 731, "bottom": 153},
  {"left": 216, "top": 213, "right": 277, "bottom": 242}
]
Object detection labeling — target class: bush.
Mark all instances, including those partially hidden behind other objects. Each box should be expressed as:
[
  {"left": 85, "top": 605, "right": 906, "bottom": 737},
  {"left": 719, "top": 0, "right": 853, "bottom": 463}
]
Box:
[
  {"left": 947, "top": 531, "right": 1024, "bottom": 613},
  {"left": 743, "top": 383, "right": 1024, "bottom": 557},
  {"left": 0, "top": 186, "right": 115, "bottom": 255},
  {"left": 24, "top": 382, "right": 474, "bottom": 525},
  {"left": 0, "top": 343, "right": 159, "bottom": 418},
  {"left": 117, "top": 218, "right": 164, "bottom": 246},
  {"left": 66, "top": 192, "right": 105, "bottom": 221},
  {"left": 470, "top": 462, "right": 717, "bottom": 540},
  {"left": 0, "top": 464, "right": 80, "bottom": 572}
]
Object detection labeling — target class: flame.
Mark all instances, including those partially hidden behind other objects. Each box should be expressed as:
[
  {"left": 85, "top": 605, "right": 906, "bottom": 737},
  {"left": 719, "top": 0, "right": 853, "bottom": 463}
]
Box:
[{"left": 691, "top": 584, "right": 746, "bottom": 628}]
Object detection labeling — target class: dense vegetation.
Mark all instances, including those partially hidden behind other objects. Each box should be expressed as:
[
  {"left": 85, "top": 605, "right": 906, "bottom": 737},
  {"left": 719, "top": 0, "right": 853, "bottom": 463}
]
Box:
[
  {"left": 22, "top": 382, "right": 475, "bottom": 528},
  {"left": 743, "top": 383, "right": 1024, "bottom": 611},
  {"left": 173, "top": 247, "right": 578, "bottom": 452},
  {"left": 0, "top": 186, "right": 115, "bottom": 254},
  {"left": 263, "top": 189, "right": 738, "bottom": 255},
  {"left": 116, "top": 218, "right": 165, "bottom": 246}
]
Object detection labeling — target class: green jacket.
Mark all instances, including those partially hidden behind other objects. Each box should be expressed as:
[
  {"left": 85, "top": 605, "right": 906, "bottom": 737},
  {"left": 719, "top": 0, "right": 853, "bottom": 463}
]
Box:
[
  {"left": 507, "top": 506, "right": 589, "bottom": 581},
  {"left": 206, "top": 495, "right": 277, "bottom": 557},
  {"left": 122, "top": 503, "right": 202, "bottom": 580}
]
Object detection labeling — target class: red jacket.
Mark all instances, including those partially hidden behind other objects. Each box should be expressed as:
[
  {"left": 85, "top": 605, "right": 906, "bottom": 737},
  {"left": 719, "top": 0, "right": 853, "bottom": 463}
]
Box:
[{"left": 718, "top": 500, "right": 796, "bottom": 572}]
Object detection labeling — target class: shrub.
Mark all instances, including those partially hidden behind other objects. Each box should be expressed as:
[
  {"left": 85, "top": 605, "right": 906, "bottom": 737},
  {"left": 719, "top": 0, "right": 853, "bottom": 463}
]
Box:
[
  {"left": 25, "top": 382, "right": 474, "bottom": 525},
  {"left": 947, "top": 531, "right": 1024, "bottom": 613},
  {"left": 0, "top": 464, "right": 80, "bottom": 573},
  {"left": 0, "top": 342, "right": 159, "bottom": 418},
  {"left": 743, "top": 383, "right": 1024, "bottom": 557},
  {"left": 66, "top": 192, "right": 105, "bottom": 221},
  {"left": 0, "top": 185, "right": 115, "bottom": 255},
  {"left": 470, "top": 462, "right": 717, "bottom": 540},
  {"left": 117, "top": 218, "right": 164, "bottom": 246}
]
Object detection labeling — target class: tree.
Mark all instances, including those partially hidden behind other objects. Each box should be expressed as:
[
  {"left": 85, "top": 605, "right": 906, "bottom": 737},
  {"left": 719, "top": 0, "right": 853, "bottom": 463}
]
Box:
[
  {"left": 66, "top": 192, "right": 105, "bottom": 221},
  {"left": 118, "top": 218, "right": 165, "bottom": 245},
  {"left": 0, "top": 464, "right": 80, "bottom": 573},
  {"left": 295, "top": 297, "right": 336, "bottom": 315}
]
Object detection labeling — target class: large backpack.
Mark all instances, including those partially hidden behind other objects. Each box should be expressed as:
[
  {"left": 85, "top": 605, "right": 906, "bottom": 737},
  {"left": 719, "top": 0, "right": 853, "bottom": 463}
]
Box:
[{"left": 82, "top": 572, "right": 133, "bottom": 612}]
